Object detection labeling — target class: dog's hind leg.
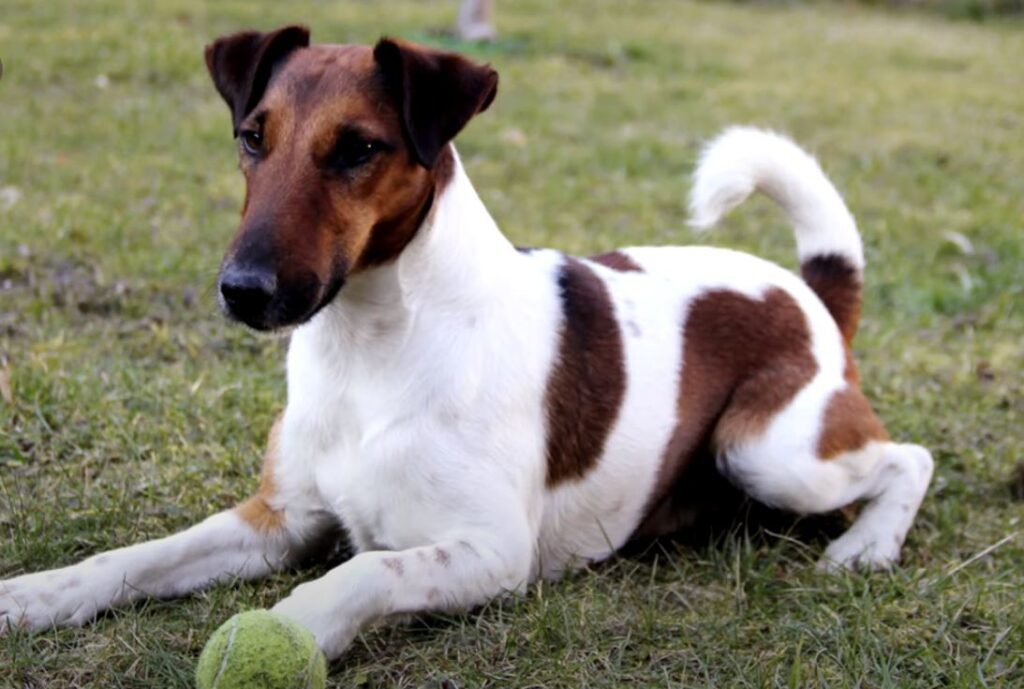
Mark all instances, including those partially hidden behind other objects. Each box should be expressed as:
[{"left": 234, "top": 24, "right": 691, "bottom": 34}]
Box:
[
  {"left": 716, "top": 386, "right": 933, "bottom": 571},
  {"left": 815, "top": 442, "right": 933, "bottom": 569},
  {"left": 0, "top": 415, "right": 332, "bottom": 632}
]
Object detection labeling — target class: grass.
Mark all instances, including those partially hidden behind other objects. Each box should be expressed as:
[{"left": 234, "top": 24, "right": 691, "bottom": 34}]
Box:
[{"left": 1, "top": 0, "right": 1022, "bottom": 686}]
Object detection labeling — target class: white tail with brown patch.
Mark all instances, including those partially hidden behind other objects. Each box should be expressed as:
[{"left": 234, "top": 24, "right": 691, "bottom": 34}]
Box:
[{"left": 689, "top": 127, "right": 866, "bottom": 341}]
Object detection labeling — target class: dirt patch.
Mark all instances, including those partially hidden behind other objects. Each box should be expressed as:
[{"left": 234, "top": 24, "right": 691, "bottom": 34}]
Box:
[{"left": 1009, "top": 462, "right": 1024, "bottom": 501}]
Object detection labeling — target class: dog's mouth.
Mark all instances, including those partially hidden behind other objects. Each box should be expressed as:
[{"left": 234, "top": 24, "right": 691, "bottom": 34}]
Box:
[{"left": 219, "top": 270, "right": 347, "bottom": 333}]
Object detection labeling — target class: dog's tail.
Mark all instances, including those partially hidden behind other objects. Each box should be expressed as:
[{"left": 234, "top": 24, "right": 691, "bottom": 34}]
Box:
[{"left": 688, "top": 126, "right": 864, "bottom": 343}]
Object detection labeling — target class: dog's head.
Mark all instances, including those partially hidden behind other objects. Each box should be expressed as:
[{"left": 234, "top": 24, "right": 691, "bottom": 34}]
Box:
[{"left": 205, "top": 26, "right": 498, "bottom": 331}]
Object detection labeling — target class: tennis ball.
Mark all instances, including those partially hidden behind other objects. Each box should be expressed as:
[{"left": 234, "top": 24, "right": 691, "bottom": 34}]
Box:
[{"left": 196, "top": 610, "right": 327, "bottom": 689}]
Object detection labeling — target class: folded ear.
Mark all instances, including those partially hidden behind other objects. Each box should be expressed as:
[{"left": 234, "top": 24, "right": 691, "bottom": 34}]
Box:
[
  {"left": 204, "top": 25, "right": 310, "bottom": 136},
  {"left": 373, "top": 38, "right": 499, "bottom": 168}
]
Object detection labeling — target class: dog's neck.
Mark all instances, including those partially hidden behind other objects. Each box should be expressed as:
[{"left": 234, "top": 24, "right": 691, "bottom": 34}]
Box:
[{"left": 304, "top": 147, "right": 517, "bottom": 352}]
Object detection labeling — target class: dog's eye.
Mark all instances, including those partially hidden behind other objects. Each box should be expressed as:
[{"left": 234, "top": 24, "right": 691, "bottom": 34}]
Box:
[
  {"left": 331, "top": 135, "right": 383, "bottom": 170},
  {"left": 240, "top": 130, "right": 263, "bottom": 157}
]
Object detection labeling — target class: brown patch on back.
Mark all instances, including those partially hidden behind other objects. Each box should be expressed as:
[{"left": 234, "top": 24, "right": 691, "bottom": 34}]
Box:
[
  {"left": 689, "top": 288, "right": 818, "bottom": 452},
  {"left": 237, "top": 414, "right": 286, "bottom": 533},
  {"left": 814, "top": 331, "right": 888, "bottom": 458},
  {"left": 590, "top": 251, "right": 644, "bottom": 273},
  {"left": 637, "top": 288, "right": 817, "bottom": 534},
  {"left": 544, "top": 257, "right": 627, "bottom": 486},
  {"left": 801, "top": 254, "right": 862, "bottom": 343},
  {"left": 817, "top": 386, "right": 889, "bottom": 458}
]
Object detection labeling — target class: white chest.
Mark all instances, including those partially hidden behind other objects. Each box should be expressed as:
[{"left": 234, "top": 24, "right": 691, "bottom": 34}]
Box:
[{"left": 282, "top": 315, "right": 492, "bottom": 553}]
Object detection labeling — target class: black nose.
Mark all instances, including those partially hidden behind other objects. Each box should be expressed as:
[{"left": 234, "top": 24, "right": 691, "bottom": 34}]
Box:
[{"left": 219, "top": 266, "right": 277, "bottom": 324}]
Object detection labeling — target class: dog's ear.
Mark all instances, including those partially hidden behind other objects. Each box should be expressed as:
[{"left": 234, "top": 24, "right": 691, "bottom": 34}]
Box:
[
  {"left": 205, "top": 25, "right": 310, "bottom": 136},
  {"left": 373, "top": 38, "right": 498, "bottom": 168}
]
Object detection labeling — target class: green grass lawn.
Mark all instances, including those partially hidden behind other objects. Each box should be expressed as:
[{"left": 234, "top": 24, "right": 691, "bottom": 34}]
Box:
[{"left": 1, "top": 1, "right": 1022, "bottom": 687}]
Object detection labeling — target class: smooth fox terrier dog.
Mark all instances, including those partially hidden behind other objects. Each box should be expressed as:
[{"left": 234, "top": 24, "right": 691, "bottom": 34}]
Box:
[{"left": 0, "top": 26, "right": 933, "bottom": 659}]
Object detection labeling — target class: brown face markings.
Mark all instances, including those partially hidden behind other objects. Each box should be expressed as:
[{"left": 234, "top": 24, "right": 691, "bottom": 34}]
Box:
[
  {"left": 801, "top": 254, "right": 862, "bottom": 343},
  {"left": 208, "top": 31, "right": 497, "bottom": 331},
  {"left": 543, "top": 257, "right": 627, "bottom": 486},
  {"left": 589, "top": 251, "right": 644, "bottom": 273},
  {"left": 231, "top": 45, "right": 437, "bottom": 284},
  {"left": 641, "top": 288, "right": 818, "bottom": 524},
  {"left": 357, "top": 146, "right": 452, "bottom": 269},
  {"left": 237, "top": 414, "right": 286, "bottom": 533}
]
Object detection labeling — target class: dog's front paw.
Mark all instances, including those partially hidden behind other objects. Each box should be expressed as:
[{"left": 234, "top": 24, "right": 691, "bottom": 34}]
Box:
[
  {"left": 272, "top": 580, "right": 356, "bottom": 660},
  {"left": 0, "top": 567, "right": 102, "bottom": 633}
]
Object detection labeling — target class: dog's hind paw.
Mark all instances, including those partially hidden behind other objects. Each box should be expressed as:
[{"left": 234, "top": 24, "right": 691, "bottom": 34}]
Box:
[{"left": 817, "top": 536, "right": 901, "bottom": 572}]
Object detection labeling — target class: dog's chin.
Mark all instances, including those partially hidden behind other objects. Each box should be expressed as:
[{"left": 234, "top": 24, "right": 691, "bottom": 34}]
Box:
[
  {"left": 223, "top": 277, "right": 346, "bottom": 335},
  {"left": 223, "top": 304, "right": 315, "bottom": 335}
]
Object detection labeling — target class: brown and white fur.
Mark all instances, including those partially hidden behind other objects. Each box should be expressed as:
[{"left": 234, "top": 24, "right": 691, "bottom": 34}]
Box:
[{"left": 0, "top": 27, "right": 933, "bottom": 660}]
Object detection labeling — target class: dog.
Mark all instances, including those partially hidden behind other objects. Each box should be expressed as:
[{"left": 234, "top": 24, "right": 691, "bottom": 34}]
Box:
[{"left": 0, "top": 26, "right": 933, "bottom": 660}]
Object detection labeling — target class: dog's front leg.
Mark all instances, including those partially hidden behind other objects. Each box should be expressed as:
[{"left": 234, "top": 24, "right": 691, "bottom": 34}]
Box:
[
  {"left": 0, "top": 417, "right": 330, "bottom": 632},
  {"left": 0, "top": 510, "right": 298, "bottom": 632},
  {"left": 272, "top": 526, "right": 533, "bottom": 660}
]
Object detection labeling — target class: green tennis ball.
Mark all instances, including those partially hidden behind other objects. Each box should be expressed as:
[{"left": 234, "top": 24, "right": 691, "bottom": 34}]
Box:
[{"left": 196, "top": 610, "right": 327, "bottom": 689}]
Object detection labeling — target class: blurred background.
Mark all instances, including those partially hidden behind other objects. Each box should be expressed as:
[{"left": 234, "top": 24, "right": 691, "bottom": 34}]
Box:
[{"left": 1, "top": 1, "right": 1022, "bottom": 687}]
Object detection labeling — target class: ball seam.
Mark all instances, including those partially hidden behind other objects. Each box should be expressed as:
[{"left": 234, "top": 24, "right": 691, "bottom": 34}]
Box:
[{"left": 210, "top": 615, "right": 240, "bottom": 689}]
